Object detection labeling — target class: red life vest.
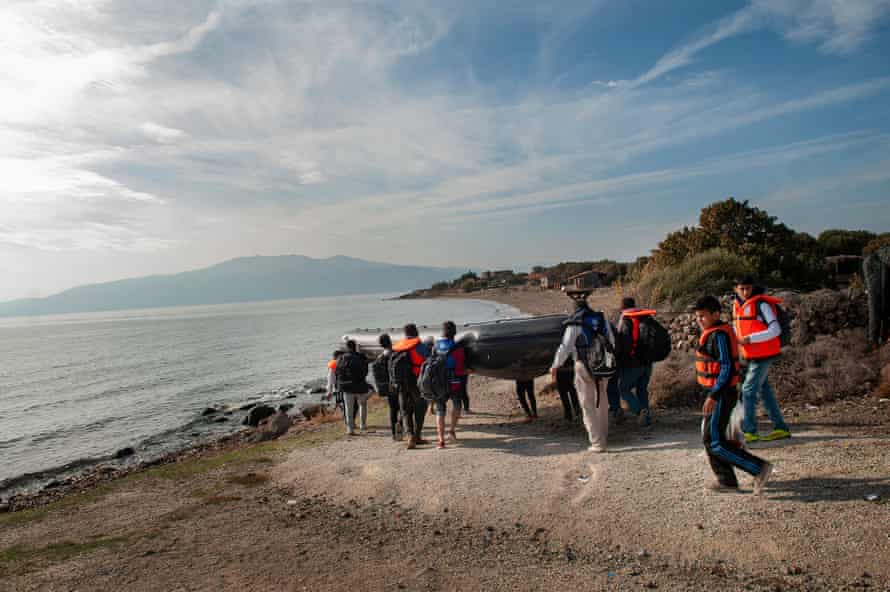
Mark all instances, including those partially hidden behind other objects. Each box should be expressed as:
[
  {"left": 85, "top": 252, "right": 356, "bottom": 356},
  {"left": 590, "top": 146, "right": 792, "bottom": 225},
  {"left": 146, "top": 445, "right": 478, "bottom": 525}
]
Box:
[
  {"left": 620, "top": 308, "right": 657, "bottom": 356},
  {"left": 327, "top": 359, "right": 337, "bottom": 370},
  {"left": 695, "top": 323, "right": 740, "bottom": 389},
  {"left": 732, "top": 295, "right": 782, "bottom": 360},
  {"left": 392, "top": 337, "right": 425, "bottom": 377}
]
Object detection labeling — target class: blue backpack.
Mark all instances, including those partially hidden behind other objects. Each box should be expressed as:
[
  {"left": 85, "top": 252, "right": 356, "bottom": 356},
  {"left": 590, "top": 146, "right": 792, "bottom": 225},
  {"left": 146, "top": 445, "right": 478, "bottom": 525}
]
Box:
[{"left": 570, "top": 310, "right": 617, "bottom": 378}]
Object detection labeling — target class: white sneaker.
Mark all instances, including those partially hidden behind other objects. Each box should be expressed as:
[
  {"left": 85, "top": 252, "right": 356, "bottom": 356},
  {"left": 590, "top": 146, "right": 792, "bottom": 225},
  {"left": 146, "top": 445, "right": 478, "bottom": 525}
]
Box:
[
  {"left": 588, "top": 445, "right": 606, "bottom": 453},
  {"left": 753, "top": 462, "right": 773, "bottom": 496}
]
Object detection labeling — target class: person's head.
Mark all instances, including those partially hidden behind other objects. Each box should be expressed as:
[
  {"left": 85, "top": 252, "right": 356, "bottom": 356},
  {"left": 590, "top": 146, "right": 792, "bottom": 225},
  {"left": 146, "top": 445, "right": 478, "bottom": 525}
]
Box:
[
  {"left": 403, "top": 323, "right": 419, "bottom": 338},
  {"left": 621, "top": 296, "right": 636, "bottom": 310},
  {"left": 735, "top": 275, "right": 756, "bottom": 301},
  {"left": 331, "top": 350, "right": 340, "bottom": 360},
  {"left": 442, "top": 320, "right": 456, "bottom": 339},
  {"left": 694, "top": 295, "right": 723, "bottom": 330},
  {"left": 378, "top": 333, "right": 392, "bottom": 349},
  {"left": 345, "top": 339, "right": 357, "bottom": 352}
]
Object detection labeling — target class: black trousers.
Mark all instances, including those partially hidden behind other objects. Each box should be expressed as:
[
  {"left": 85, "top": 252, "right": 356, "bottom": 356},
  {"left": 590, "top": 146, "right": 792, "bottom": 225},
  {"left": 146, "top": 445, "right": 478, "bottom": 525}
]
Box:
[
  {"left": 515, "top": 380, "right": 537, "bottom": 417},
  {"left": 398, "top": 382, "right": 428, "bottom": 439},
  {"left": 703, "top": 388, "right": 767, "bottom": 487},
  {"left": 457, "top": 376, "right": 470, "bottom": 411},
  {"left": 379, "top": 385, "right": 400, "bottom": 437},
  {"left": 556, "top": 369, "right": 580, "bottom": 419}
]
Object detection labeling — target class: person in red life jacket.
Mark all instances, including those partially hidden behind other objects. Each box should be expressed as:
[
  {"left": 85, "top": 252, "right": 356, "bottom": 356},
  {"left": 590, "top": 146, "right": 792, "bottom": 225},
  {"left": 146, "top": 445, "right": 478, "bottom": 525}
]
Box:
[
  {"left": 695, "top": 295, "right": 773, "bottom": 495},
  {"left": 433, "top": 321, "right": 466, "bottom": 448},
  {"left": 616, "top": 297, "right": 655, "bottom": 427},
  {"left": 732, "top": 276, "right": 791, "bottom": 443},
  {"left": 392, "top": 323, "right": 430, "bottom": 449}
]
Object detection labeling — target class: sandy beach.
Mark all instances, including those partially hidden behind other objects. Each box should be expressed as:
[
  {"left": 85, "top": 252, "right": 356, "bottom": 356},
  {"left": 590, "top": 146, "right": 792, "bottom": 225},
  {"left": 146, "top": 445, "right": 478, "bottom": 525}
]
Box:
[{"left": 2, "top": 289, "right": 889, "bottom": 591}]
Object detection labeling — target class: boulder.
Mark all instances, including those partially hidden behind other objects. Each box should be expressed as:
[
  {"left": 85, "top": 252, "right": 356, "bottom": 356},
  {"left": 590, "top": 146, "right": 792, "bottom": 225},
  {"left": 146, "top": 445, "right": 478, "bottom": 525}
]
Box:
[
  {"left": 278, "top": 403, "right": 294, "bottom": 413},
  {"left": 243, "top": 405, "right": 275, "bottom": 427},
  {"left": 201, "top": 407, "right": 218, "bottom": 416},
  {"left": 115, "top": 447, "right": 135, "bottom": 459},
  {"left": 253, "top": 411, "right": 293, "bottom": 442},
  {"left": 239, "top": 402, "right": 258, "bottom": 411},
  {"left": 309, "top": 387, "right": 326, "bottom": 395},
  {"left": 301, "top": 403, "right": 327, "bottom": 421}
]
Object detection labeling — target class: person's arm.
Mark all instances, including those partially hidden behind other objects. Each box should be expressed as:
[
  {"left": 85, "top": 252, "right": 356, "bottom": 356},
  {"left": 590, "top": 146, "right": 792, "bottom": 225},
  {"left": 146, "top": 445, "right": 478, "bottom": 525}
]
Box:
[
  {"left": 326, "top": 367, "right": 335, "bottom": 398},
  {"left": 551, "top": 325, "right": 580, "bottom": 370},
  {"left": 711, "top": 332, "right": 733, "bottom": 396},
  {"left": 744, "top": 301, "right": 782, "bottom": 344}
]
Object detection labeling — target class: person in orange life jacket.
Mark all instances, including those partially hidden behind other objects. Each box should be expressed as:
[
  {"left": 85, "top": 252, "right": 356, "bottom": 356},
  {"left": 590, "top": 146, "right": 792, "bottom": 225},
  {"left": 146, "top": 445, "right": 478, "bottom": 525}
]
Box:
[
  {"left": 325, "top": 350, "right": 358, "bottom": 427},
  {"left": 616, "top": 297, "right": 655, "bottom": 428},
  {"left": 433, "top": 321, "right": 466, "bottom": 449},
  {"left": 695, "top": 295, "right": 773, "bottom": 495},
  {"left": 392, "top": 323, "right": 430, "bottom": 449},
  {"left": 733, "top": 276, "right": 790, "bottom": 443}
]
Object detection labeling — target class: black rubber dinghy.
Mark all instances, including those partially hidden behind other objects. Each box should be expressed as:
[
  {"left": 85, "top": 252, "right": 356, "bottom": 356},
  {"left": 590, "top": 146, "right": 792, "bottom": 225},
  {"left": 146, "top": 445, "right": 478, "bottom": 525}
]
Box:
[{"left": 341, "top": 314, "right": 567, "bottom": 381}]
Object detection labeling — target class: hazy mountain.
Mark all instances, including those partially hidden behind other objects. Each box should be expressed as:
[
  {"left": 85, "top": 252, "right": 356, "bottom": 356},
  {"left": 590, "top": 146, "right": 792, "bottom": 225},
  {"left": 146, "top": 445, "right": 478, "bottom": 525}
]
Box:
[{"left": 0, "top": 255, "right": 468, "bottom": 317}]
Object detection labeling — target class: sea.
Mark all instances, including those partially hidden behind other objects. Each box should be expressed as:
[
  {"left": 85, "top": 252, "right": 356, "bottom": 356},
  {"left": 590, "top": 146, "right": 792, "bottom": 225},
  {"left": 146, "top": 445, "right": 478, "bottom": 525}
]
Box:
[{"left": 0, "top": 294, "right": 520, "bottom": 496}]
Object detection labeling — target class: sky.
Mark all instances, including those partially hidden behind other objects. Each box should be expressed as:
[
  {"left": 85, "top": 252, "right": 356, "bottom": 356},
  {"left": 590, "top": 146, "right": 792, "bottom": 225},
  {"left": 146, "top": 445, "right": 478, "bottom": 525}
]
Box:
[{"left": 2, "top": 0, "right": 890, "bottom": 301}]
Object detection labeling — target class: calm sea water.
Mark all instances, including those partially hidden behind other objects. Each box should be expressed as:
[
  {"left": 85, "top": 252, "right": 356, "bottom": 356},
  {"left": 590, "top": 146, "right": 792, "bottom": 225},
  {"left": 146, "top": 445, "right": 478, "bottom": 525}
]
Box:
[{"left": 0, "top": 294, "right": 519, "bottom": 493}]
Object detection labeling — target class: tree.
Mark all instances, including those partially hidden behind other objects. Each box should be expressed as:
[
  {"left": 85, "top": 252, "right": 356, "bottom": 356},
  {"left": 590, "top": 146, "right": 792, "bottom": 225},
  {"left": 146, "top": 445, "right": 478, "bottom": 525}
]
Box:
[
  {"left": 863, "top": 233, "right": 890, "bottom": 256},
  {"left": 817, "top": 229, "right": 876, "bottom": 257}
]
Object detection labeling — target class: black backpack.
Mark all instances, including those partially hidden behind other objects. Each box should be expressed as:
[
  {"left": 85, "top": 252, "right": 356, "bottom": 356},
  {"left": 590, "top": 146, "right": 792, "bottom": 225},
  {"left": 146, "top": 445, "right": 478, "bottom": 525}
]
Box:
[
  {"left": 636, "top": 316, "right": 672, "bottom": 363},
  {"left": 371, "top": 352, "right": 391, "bottom": 389},
  {"left": 574, "top": 311, "right": 617, "bottom": 378},
  {"left": 388, "top": 350, "right": 414, "bottom": 390},
  {"left": 335, "top": 352, "right": 368, "bottom": 394},
  {"left": 418, "top": 349, "right": 451, "bottom": 402}
]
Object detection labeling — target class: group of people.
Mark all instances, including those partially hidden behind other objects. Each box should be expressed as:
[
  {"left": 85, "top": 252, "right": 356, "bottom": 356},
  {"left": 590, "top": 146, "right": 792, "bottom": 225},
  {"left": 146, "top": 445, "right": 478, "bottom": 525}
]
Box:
[
  {"left": 549, "top": 274, "right": 788, "bottom": 494},
  {"left": 326, "top": 274, "right": 790, "bottom": 494},
  {"left": 326, "top": 322, "right": 469, "bottom": 450}
]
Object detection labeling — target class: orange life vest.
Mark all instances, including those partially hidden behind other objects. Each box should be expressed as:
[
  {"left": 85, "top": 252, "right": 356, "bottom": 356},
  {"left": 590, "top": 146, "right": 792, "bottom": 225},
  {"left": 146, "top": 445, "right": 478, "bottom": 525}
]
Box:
[
  {"left": 392, "top": 337, "right": 425, "bottom": 377},
  {"left": 327, "top": 359, "right": 337, "bottom": 370},
  {"left": 732, "top": 295, "right": 782, "bottom": 360},
  {"left": 695, "top": 323, "right": 739, "bottom": 389},
  {"left": 620, "top": 308, "right": 657, "bottom": 356}
]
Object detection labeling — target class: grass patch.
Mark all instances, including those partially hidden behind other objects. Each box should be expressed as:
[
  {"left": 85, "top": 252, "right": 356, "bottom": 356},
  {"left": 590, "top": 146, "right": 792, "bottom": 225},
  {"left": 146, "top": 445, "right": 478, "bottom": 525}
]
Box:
[
  {"left": 0, "top": 536, "right": 128, "bottom": 576},
  {"left": 0, "top": 481, "right": 121, "bottom": 529},
  {"left": 635, "top": 248, "right": 753, "bottom": 307},
  {"left": 225, "top": 472, "right": 270, "bottom": 487}
]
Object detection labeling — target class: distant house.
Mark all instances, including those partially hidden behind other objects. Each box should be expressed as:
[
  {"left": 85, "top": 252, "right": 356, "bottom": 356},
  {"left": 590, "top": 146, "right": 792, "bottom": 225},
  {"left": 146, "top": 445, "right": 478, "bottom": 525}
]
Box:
[
  {"left": 566, "top": 270, "right": 606, "bottom": 291},
  {"left": 527, "top": 272, "right": 555, "bottom": 289}
]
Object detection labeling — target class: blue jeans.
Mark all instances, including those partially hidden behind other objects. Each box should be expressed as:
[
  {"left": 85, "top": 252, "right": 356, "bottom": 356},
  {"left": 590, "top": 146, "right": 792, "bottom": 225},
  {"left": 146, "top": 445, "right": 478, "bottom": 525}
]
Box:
[
  {"left": 741, "top": 358, "right": 789, "bottom": 434},
  {"left": 618, "top": 365, "right": 652, "bottom": 415}
]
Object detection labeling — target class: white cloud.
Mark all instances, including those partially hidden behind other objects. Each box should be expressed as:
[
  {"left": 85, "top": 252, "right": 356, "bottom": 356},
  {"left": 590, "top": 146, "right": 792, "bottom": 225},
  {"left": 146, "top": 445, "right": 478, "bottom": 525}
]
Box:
[{"left": 139, "top": 122, "right": 188, "bottom": 144}]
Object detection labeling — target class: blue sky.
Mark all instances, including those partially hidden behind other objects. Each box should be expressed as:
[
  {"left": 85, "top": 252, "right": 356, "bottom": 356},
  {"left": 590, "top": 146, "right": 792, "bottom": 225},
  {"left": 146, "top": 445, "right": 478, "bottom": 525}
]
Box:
[{"left": 2, "top": 0, "right": 890, "bottom": 300}]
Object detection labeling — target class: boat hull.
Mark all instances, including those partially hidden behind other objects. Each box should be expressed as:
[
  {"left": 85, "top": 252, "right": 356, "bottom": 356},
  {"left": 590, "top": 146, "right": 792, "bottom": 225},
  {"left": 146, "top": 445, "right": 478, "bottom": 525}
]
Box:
[{"left": 341, "top": 314, "right": 566, "bottom": 381}]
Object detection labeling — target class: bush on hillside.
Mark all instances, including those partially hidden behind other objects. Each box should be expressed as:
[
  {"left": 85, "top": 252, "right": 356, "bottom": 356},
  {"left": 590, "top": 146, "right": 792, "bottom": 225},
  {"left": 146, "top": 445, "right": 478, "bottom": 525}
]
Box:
[
  {"left": 818, "top": 229, "right": 876, "bottom": 257},
  {"left": 634, "top": 248, "right": 753, "bottom": 307},
  {"left": 863, "top": 233, "right": 890, "bottom": 256}
]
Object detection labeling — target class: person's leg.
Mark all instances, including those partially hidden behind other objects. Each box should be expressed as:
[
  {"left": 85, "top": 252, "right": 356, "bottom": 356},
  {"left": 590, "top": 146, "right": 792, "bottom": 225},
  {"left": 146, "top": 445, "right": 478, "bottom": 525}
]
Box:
[
  {"left": 607, "top": 374, "right": 621, "bottom": 413},
  {"left": 449, "top": 397, "right": 460, "bottom": 440},
  {"left": 460, "top": 377, "right": 470, "bottom": 414},
  {"left": 527, "top": 382, "right": 538, "bottom": 417},
  {"left": 385, "top": 389, "right": 400, "bottom": 438},
  {"left": 709, "top": 391, "right": 768, "bottom": 479},
  {"left": 399, "top": 386, "right": 417, "bottom": 444},
  {"left": 592, "top": 378, "right": 609, "bottom": 450},
  {"left": 358, "top": 396, "right": 368, "bottom": 431},
  {"left": 557, "top": 380, "right": 573, "bottom": 420},
  {"left": 516, "top": 381, "right": 532, "bottom": 417},
  {"left": 575, "top": 363, "right": 606, "bottom": 451},
  {"left": 618, "top": 367, "right": 643, "bottom": 415},
  {"left": 703, "top": 403, "right": 738, "bottom": 488},
  {"left": 568, "top": 385, "right": 580, "bottom": 420},
  {"left": 343, "top": 393, "right": 356, "bottom": 435},
  {"left": 637, "top": 365, "right": 653, "bottom": 427},
  {"left": 756, "top": 364, "right": 789, "bottom": 434},
  {"left": 741, "top": 360, "right": 768, "bottom": 435},
  {"left": 414, "top": 389, "right": 429, "bottom": 441},
  {"left": 435, "top": 399, "right": 447, "bottom": 446}
]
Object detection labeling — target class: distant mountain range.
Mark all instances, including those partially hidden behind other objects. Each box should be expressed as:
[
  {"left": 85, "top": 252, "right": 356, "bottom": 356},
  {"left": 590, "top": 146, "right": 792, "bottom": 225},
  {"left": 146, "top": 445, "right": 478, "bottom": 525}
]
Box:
[{"left": 0, "top": 255, "right": 468, "bottom": 317}]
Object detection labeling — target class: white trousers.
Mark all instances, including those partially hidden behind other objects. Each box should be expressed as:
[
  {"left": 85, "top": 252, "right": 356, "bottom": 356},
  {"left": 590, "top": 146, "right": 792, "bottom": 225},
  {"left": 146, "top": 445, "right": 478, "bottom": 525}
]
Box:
[
  {"left": 574, "top": 362, "right": 609, "bottom": 451},
  {"left": 344, "top": 392, "right": 369, "bottom": 433}
]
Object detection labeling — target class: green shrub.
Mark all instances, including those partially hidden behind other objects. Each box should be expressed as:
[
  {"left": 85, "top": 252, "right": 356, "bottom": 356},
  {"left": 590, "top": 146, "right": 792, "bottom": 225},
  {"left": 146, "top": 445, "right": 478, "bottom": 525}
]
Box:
[{"left": 635, "top": 248, "right": 754, "bottom": 307}]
